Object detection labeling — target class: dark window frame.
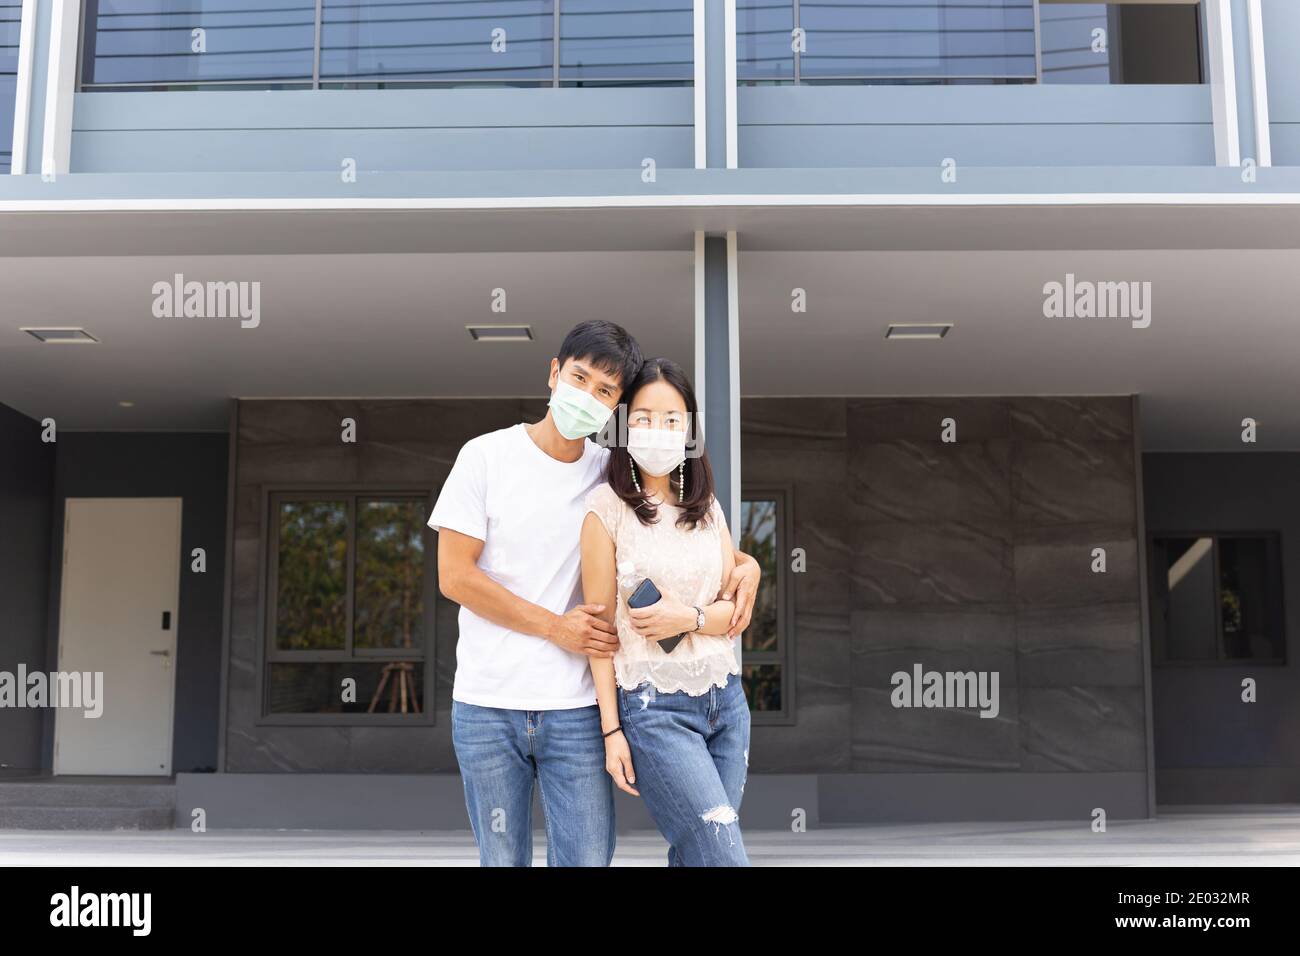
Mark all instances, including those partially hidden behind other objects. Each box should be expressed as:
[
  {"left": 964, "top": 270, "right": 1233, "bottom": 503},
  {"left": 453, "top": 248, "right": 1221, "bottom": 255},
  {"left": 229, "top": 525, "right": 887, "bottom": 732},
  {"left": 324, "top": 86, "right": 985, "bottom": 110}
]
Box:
[
  {"left": 1147, "top": 529, "right": 1287, "bottom": 668},
  {"left": 740, "top": 484, "right": 795, "bottom": 725},
  {"left": 256, "top": 484, "right": 437, "bottom": 725}
]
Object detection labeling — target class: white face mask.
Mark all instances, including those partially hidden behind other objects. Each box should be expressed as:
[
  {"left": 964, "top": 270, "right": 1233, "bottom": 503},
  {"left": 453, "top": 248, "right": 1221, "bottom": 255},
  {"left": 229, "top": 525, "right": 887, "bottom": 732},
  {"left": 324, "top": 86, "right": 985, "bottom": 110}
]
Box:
[{"left": 627, "top": 426, "right": 687, "bottom": 477}]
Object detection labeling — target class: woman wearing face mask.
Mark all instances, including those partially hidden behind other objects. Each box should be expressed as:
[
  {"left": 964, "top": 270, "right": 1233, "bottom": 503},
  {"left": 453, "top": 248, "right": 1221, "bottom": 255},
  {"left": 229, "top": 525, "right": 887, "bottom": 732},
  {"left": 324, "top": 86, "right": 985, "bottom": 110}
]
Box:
[{"left": 579, "top": 357, "right": 751, "bottom": 867}]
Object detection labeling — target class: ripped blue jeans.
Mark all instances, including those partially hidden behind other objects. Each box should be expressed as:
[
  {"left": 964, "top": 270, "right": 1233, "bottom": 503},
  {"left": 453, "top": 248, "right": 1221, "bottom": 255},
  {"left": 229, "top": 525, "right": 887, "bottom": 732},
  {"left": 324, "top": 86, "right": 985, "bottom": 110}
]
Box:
[{"left": 618, "top": 676, "right": 751, "bottom": 867}]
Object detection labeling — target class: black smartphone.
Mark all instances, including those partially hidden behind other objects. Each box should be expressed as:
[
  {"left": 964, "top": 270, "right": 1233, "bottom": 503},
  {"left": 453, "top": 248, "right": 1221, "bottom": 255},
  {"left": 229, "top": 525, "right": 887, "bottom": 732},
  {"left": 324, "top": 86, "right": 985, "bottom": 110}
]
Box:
[{"left": 627, "top": 577, "right": 685, "bottom": 653}]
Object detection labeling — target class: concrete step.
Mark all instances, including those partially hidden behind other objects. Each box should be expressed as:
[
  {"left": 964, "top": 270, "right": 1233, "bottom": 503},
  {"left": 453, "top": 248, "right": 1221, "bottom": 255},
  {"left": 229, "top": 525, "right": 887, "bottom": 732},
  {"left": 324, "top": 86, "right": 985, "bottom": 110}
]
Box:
[
  {"left": 0, "top": 782, "right": 175, "bottom": 809},
  {"left": 0, "top": 805, "right": 174, "bottom": 830}
]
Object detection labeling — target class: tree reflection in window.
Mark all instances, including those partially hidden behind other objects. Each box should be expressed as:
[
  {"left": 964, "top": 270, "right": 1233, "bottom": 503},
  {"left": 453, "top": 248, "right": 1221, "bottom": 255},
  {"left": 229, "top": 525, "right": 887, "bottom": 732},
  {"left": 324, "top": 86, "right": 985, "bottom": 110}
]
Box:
[
  {"left": 739, "top": 493, "right": 788, "bottom": 716},
  {"left": 355, "top": 499, "right": 426, "bottom": 651},
  {"left": 275, "top": 500, "right": 348, "bottom": 651},
  {"left": 269, "top": 493, "right": 430, "bottom": 715}
]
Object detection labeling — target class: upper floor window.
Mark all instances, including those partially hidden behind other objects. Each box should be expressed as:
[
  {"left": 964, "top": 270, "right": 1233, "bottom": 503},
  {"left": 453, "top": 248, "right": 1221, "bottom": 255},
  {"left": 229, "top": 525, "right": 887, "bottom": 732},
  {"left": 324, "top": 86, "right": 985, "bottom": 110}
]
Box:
[
  {"left": 1148, "top": 534, "right": 1285, "bottom": 665},
  {"left": 738, "top": 0, "right": 1204, "bottom": 86},
  {"left": 80, "top": 0, "right": 694, "bottom": 91},
  {"left": 1039, "top": 2, "right": 1203, "bottom": 84}
]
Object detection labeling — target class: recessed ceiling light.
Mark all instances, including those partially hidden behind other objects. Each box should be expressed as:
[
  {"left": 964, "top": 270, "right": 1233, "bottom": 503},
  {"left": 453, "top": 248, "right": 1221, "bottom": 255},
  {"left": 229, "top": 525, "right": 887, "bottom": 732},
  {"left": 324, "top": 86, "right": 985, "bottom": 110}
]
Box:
[
  {"left": 467, "top": 324, "right": 533, "bottom": 342},
  {"left": 22, "top": 327, "right": 100, "bottom": 343},
  {"left": 119, "top": 401, "right": 135, "bottom": 408},
  {"left": 885, "top": 323, "right": 952, "bottom": 340}
]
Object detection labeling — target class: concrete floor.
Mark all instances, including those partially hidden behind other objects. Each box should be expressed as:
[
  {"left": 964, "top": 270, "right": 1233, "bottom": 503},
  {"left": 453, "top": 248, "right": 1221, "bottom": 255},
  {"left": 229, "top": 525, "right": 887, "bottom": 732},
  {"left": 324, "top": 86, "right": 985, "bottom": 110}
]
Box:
[{"left": 2, "top": 806, "right": 1299, "bottom": 865}]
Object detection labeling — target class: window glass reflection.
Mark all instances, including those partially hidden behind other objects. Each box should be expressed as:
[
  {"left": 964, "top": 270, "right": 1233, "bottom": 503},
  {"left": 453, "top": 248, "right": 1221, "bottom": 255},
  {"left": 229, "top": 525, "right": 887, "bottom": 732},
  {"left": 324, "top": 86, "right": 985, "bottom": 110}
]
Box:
[
  {"left": 560, "top": 0, "right": 692, "bottom": 83},
  {"left": 83, "top": 0, "right": 317, "bottom": 86},
  {"left": 739, "top": 498, "right": 779, "bottom": 653},
  {"left": 354, "top": 499, "right": 427, "bottom": 651},
  {"left": 320, "top": 0, "right": 553, "bottom": 84},
  {"left": 798, "top": 0, "right": 1036, "bottom": 81},
  {"left": 275, "top": 500, "right": 349, "bottom": 651},
  {"left": 737, "top": 0, "right": 795, "bottom": 82}
]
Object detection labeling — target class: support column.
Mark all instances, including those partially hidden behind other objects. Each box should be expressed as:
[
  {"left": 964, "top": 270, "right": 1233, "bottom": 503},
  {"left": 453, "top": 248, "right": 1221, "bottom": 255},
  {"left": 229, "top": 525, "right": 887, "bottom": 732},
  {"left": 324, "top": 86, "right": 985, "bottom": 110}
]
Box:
[
  {"left": 40, "top": 0, "right": 80, "bottom": 177},
  {"left": 698, "top": 233, "right": 740, "bottom": 535},
  {"left": 693, "top": 1, "right": 740, "bottom": 534},
  {"left": 13, "top": 0, "right": 79, "bottom": 176},
  {"left": 1203, "top": 0, "right": 1241, "bottom": 166},
  {"left": 696, "top": 0, "right": 736, "bottom": 170},
  {"left": 1234, "top": 0, "right": 1271, "bottom": 167}
]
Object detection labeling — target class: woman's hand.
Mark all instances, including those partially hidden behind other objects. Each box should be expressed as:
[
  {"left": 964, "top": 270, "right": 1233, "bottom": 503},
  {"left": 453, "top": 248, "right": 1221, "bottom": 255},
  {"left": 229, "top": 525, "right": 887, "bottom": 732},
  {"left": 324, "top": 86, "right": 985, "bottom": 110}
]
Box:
[
  {"left": 604, "top": 731, "right": 639, "bottom": 796},
  {"left": 627, "top": 596, "right": 696, "bottom": 642}
]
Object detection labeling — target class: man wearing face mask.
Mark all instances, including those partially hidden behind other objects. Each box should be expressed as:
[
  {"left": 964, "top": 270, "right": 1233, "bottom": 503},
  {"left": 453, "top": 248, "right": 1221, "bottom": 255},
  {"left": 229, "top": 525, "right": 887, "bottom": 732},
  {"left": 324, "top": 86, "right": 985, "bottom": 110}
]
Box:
[{"left": 429, "top": 321, "right": 762, "bottom": 867}]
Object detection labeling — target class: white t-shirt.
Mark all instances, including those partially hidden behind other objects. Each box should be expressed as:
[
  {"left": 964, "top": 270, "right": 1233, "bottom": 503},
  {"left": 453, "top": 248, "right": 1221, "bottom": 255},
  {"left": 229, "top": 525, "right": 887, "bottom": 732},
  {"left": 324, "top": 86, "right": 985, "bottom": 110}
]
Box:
[{"left": 427, "top": 422, "right": 610, "bottom": 710}]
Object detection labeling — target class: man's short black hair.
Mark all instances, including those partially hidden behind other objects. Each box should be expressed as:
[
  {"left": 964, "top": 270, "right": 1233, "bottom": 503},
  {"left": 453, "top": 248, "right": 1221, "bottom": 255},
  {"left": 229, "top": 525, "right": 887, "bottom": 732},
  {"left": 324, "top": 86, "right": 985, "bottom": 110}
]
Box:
[{"left": 556, "top": 320, "right": 644, "bottom": 390}]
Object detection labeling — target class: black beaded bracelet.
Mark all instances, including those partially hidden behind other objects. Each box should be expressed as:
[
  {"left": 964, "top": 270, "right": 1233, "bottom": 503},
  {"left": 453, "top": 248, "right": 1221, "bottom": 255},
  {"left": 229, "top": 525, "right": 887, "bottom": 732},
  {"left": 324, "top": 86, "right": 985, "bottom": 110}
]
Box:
[{"left": 602, "top": 725, "right": 623, "bottom": 738}]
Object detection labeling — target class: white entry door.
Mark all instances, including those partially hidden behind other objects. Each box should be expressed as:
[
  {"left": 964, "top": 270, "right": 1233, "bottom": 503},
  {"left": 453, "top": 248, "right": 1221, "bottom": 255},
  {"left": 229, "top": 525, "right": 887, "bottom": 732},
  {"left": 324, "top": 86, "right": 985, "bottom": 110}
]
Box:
[{"left": 54, "top": 498, "right": 182, "bottom": 775}]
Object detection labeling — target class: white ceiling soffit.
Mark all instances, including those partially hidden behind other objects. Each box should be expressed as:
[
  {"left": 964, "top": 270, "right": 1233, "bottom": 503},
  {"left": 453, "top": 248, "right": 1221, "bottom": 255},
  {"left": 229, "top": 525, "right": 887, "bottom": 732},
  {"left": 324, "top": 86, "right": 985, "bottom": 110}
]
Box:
[{"left": 1, "top": 247, "right": 1298, "bottom": 452}]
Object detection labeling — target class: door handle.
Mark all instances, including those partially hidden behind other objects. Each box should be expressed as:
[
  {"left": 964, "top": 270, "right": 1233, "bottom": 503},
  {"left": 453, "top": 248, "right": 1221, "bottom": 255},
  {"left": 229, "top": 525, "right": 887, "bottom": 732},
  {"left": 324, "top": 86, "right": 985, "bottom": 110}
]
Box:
[{"left": 150, "top": 649, "right": 171, "bottom": 657}]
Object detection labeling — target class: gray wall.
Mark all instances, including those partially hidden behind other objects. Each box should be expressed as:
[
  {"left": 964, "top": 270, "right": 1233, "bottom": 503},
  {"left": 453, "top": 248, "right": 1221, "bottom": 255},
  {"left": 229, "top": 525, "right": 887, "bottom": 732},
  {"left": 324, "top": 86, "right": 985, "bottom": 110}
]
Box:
[
  {"left": 226, "top": 398, "right": 546, "bottom": 771},
  {"left": 1143, "top": 452, "right": 1300, "bottom": 804},
  {"left": 44, "top": 432, "right": 228, "bottom": 774},
  {"left": 68, "top": 72, "right": 1226, "bottom": 176},
  {"left": 737, "top": 85, "right": 1215, "bottom": 167},
  {"left": 71, "top": 88, "right": 694, "bottom": 174},
  {"left": 0, "top": 403, "right": 54, "bottom": 772},
  {"left": 742, "top": 398, "right": 1147, "bottom": 800},
  {"left": 228, "top": 397, "right": 1148, "bottom": 817}
]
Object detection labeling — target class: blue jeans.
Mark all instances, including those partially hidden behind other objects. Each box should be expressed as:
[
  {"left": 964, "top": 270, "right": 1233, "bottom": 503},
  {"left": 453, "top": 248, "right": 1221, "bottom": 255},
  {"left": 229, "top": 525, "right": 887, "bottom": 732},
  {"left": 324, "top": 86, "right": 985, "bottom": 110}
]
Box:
[
  {"left": 451, "top": 701, "right": 615, "bottom": 867},
  {"left": 618, "top": 676, "right": 752, "bottom": 866}
]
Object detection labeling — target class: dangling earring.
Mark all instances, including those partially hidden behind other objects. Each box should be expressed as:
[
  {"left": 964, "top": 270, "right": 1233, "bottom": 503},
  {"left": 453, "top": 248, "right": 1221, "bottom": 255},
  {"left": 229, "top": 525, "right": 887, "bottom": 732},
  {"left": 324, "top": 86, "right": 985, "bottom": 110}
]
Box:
[
  {"left": 630, "top": 458, "right": 642, "bottom": 494},
  {"left": 677, "top": 460, "right": 685, "bottom": 502}
]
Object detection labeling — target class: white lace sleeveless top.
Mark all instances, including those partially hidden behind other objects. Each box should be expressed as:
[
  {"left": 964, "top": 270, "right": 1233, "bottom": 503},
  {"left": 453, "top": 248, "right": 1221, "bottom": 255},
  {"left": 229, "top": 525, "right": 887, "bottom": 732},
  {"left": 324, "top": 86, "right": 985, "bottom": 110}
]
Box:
[{"left": 584, "top": 483, "right": 741, "bottom": 696}]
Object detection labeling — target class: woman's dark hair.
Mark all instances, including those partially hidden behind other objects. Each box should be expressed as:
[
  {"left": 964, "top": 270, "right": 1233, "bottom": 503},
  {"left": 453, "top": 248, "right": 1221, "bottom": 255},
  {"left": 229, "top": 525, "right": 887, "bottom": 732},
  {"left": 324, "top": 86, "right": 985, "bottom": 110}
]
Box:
[{"left": 606, "top": 357, "right": 716, "bottom": 530}]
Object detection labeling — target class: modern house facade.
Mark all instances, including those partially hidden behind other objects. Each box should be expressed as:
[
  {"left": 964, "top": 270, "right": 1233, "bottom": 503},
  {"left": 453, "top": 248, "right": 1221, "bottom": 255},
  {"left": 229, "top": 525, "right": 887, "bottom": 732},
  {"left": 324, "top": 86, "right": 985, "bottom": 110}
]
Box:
[{"left": 1, "top": 1, "right": 1299, "bottom": 831}]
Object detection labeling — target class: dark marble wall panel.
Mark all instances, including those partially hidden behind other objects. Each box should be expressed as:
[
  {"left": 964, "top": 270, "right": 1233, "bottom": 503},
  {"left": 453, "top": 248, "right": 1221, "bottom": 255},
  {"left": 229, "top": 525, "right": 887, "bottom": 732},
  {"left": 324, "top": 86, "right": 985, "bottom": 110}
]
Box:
[
  {"left": 226, "top": 397, "right": 545, "bottom": 772},
  {"left": 850, "top": 521, "right": 1015, "bottom": 607},
  {"left": 742, "top": 396, "right": 1146, "bottom": 776},
  {"left": 1010, "top": 397, "right": 1133, "bottom": 442},
  {"left": 742, "top": 399, "right": 852, "bottom": 772},
  {"left": 226, "top": 395, "right": 1144, "bottom": 779},
  {"left": 851, "top": 685, "right": 1022, "bottom": 772},
  {"left": 1019, "top": 686, "right": 1148, "bottom": 772},
  {"left": 1012, "top": 441, "right": 1136, "bottom": 526}
]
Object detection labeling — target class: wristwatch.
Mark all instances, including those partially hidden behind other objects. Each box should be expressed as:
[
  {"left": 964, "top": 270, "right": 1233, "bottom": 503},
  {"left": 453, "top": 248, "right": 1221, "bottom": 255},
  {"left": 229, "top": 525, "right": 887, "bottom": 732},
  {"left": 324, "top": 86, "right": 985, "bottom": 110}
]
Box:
[{"left": 692, "top": 606, "right": 705, "bottom": 632}]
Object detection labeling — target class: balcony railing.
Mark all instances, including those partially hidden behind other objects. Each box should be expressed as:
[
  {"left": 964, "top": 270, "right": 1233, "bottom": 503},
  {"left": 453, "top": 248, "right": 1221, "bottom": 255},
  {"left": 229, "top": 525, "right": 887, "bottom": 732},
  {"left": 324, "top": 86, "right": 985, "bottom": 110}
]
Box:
[
  {"left": 79, "top": 0, "right": 695, "bottom": 90},
  {"left": 76, "top": 0, "right": 1205, "bottom": 92},
  {"left": 737, "top": 1, "right": 1203, "bottom": 86}
]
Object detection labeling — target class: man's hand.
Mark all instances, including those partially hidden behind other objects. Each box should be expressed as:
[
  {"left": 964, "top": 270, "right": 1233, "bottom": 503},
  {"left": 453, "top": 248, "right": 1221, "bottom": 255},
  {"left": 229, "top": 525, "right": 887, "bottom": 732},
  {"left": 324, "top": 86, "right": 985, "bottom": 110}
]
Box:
[
  {"left": 547, "top": 604, "right": 620, "bottom": 658},
  {"left": 721, "top": 554, "right": 760, "bottom": 639}
]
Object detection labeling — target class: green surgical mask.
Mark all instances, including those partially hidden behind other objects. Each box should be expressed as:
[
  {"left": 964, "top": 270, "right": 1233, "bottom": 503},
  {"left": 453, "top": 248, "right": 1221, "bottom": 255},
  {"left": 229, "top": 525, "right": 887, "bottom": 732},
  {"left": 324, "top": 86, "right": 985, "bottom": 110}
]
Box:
[{"left": 548, "top": 379, "right": 615, "bottom": 440}]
